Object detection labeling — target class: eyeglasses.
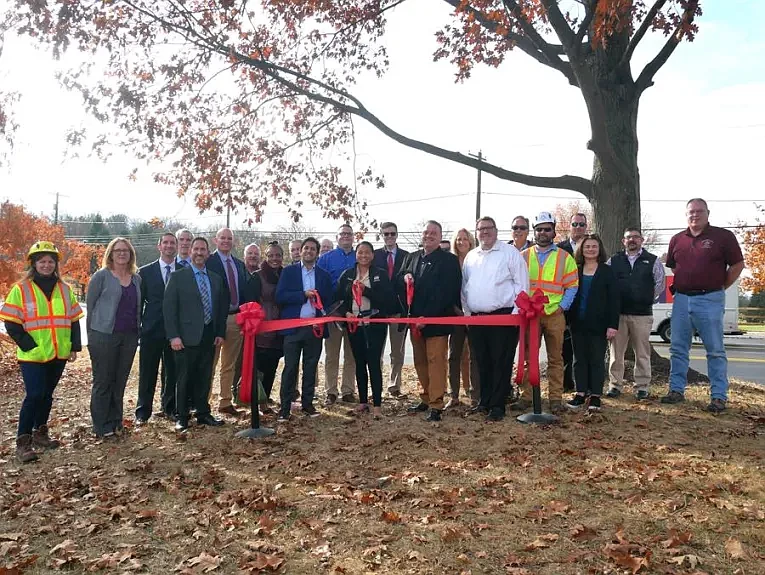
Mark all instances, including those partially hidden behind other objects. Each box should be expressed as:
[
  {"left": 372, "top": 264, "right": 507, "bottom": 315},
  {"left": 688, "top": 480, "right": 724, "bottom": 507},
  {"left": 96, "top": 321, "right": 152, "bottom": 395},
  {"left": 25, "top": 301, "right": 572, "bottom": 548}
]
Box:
[
  {"left": 476, "top": 226, "right": 495, "bottom": 232},
  {"left": 338, "top": 232, "right": 353, "bottom": 237},
  {"left": 382, "top": 232, "right": 397, "bottom": 237},
  {"left": 624, "top": 235, "right": 642, "bottom": 241},
  {"left": 571, "top": 222, "right": 587, "bottom": 228},
  {"left": 535, "top": 227, "right": 554, "bottom": 233},
  {"left": 511, "top": 226, "right": 528, "bottom": 231}
]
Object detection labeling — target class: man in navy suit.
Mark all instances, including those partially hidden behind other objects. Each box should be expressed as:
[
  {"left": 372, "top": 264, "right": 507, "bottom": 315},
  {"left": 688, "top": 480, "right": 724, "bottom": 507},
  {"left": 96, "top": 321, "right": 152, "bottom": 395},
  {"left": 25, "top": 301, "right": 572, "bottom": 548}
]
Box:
[
  {"left": 275, "top": 237, "right": 333, "bottom": 421},
  {"left": 206, "top": 228, "right": 246, "bottom": 417},
  {"left": 372, "top": 221, "right": 408, "bottom": 397},
  {"left": 135, "top": 232, "right": 179, "bottom": 423}
]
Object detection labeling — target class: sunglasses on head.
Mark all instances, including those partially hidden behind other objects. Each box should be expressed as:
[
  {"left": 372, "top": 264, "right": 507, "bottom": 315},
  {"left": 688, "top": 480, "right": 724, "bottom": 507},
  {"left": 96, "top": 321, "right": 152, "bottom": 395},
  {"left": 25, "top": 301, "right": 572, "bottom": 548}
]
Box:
[
  {"left": 268, "top": 240, "right": 280, "bottom": 246},
  {"left": 571, "top": 222, "right": 587, "bottom": 228},
  {"left": 512, "top": 225, "right": 528, "bottom": 231}
]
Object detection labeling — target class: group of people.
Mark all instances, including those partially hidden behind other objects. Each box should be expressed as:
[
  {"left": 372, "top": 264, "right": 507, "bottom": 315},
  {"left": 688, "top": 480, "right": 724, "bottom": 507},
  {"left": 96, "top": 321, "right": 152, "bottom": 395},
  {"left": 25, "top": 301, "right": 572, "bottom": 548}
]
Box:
[{"left": 2, "top": 198, "right": 744, "bottom": 463}]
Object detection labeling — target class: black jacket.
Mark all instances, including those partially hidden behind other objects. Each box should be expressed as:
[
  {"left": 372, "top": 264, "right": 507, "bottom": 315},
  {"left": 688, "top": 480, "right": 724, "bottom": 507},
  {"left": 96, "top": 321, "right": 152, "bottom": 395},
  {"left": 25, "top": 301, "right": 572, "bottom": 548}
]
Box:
[
  {"left": 242, "top": 269, "right": 263, "bottom": 304},
  {"left": 609, "top": 250, "right": 657, "bottom": 316},
  {"left": 335, "top": 265, "right": 398, "bottom": 318},
  {"left": 164, "top": 266, "right": 229, "bottom": 346},
  {"left": 569, "top": 264, "right": 620, "bottom": 335},
  {"left": 397, "top": 248, "right": 461, "bottom": 338},
  {"left": 138, "top": 260, "right": 171, "bottom": 340},
  {"left": 557, "top": 239, "right": 575, "bottom": 256}
]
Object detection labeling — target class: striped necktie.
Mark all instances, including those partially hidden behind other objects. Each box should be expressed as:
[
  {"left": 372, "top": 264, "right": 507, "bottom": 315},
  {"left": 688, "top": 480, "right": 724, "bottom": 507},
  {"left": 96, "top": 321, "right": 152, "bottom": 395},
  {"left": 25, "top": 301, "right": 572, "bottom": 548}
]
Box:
[{"left": 198, "top": 271, "right": 213, "bottom": 324}]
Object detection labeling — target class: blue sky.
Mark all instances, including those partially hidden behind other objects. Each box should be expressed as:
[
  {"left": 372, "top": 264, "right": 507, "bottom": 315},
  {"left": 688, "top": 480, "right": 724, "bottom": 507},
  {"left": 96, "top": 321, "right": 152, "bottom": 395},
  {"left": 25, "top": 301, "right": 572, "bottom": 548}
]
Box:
[{"left": 0, "top": 0, "right": 762, "bottom": 245}]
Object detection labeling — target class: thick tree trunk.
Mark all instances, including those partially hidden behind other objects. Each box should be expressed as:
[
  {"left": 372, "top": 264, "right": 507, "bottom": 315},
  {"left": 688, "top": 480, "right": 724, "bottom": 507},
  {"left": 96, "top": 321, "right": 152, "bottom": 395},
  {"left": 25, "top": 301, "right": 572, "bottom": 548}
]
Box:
[{"left": 587, "top": 92, "right": 641, "bottom": 255}]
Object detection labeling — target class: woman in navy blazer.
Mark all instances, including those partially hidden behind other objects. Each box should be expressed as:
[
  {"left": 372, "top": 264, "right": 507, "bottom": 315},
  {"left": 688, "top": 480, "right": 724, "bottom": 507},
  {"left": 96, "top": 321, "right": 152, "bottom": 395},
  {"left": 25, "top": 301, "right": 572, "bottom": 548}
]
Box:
[{"left": 566, "top": 234, "right": 620, "bottom": 412}]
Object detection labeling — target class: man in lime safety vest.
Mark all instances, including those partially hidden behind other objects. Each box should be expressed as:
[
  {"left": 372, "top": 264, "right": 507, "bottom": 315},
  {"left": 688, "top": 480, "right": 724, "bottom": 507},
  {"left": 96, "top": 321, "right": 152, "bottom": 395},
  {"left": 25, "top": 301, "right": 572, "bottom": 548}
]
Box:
[
  {"left": 512, "top": 212, "right": 579, "bottom": 414},
  {"left": 0, "top": 241, "right": 83, "bottom": 463}
]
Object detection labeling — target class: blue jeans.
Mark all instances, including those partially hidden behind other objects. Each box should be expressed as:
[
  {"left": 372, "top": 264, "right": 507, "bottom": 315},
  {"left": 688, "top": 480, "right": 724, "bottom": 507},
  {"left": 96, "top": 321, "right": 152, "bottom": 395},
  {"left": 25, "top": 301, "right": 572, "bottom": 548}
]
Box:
[
  {"left": 18, "top": 360, "right": 67, "bottom": 436},
  {"left": 669, "top": 291, "right": 728, "bottom": 400}
]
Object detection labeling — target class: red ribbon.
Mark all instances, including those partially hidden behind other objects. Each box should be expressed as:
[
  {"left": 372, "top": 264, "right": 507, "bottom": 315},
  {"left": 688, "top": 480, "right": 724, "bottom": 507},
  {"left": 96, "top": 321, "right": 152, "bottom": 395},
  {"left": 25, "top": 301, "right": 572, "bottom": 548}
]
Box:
[
  {"left": 347, "top": 281, "right": 365, "bottom": 334},
  {"left": 405, "top": 275, "right": 420, "bottom": 338},
  {"left": 308, "top": 289, "right": 325, "bottom": 338},
  {"left": 235, "top": 302, "right": 265, "bottom": 404},
  {"left": 513, "top": 289, "right": 549, "bottom": 387}
]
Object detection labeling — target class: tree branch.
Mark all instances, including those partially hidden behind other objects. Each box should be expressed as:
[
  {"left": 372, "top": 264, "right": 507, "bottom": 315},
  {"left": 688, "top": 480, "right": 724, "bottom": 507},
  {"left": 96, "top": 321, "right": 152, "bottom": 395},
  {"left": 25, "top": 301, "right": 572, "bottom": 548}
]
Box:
[
  {"left": 572, "top": 0, "right": 596, "bottom": 54},
  {"left": 229, "top": 52, "right": 592, "bottom": 197},
  {"left": 539, "top": 0, "right": 576, "bottom": 50},
  {"left": 444, "top": 0, "right": 579, "bottom": 85},
  {"left": 621, "top": 0, "right": 667, "bottom": 69},
  {"left": 635, "top": 0, "right": 698, "bottom": 93}
]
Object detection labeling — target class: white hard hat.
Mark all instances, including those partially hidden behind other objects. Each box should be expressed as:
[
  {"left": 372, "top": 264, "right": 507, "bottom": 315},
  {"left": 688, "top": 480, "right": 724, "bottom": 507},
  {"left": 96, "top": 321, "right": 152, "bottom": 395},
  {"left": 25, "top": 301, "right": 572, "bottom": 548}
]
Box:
[{"left": 534, "top": 211, "right": 556, "bottom": 227}]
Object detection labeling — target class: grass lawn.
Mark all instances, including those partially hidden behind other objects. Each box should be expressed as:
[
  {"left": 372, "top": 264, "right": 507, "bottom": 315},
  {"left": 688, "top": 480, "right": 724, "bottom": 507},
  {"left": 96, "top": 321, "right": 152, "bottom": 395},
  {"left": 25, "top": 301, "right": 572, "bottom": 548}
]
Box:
[
  {"left": 740, "top": 323, "right": 765, "bottom": 333},
  {"left": 1, "top": 350, "right": 764, "bottom": 574}
]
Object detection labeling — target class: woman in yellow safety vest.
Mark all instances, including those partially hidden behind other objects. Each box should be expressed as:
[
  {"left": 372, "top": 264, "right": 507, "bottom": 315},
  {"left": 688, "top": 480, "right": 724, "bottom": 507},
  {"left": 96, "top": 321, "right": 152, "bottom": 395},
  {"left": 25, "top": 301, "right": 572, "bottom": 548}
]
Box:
[{"left": 0, "top": 241, "right": 84, "bottom": 464}]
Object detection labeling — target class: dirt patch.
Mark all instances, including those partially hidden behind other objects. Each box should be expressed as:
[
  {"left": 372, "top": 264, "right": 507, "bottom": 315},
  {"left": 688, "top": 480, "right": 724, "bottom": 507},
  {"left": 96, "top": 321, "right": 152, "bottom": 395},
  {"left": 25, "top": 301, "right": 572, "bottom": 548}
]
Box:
[{"left": 1, "top": 351, "right": 763, "bottom": 574}]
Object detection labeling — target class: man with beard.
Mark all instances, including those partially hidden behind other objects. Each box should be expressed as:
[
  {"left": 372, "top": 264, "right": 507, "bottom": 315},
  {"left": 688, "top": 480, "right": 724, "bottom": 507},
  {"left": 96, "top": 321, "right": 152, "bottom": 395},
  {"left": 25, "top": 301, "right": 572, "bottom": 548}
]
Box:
[{"left": 606, "top": 228, "right": 665, "bottom": 400}]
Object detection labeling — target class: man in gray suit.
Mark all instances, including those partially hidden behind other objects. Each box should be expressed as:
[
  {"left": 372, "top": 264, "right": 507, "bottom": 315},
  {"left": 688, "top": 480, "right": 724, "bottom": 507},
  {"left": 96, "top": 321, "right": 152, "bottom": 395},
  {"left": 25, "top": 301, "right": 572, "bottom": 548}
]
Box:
[{"left": 164, "top": 237, "right": 229, "bottom": 431}]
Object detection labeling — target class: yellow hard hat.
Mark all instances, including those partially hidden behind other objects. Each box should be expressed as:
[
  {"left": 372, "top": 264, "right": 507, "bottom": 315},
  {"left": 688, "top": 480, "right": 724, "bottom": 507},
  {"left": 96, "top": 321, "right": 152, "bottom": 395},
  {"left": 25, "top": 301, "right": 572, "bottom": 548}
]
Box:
[{"left": 27, "top": 241, "right": 60, "bottom": 259}]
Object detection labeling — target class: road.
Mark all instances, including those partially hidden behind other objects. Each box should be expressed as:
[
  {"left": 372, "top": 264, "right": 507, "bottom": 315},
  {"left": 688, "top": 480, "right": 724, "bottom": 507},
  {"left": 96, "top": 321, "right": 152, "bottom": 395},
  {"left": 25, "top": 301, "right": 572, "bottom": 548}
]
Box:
[{"left": 651, "top": 336, "right": 765, "bottom": 385}]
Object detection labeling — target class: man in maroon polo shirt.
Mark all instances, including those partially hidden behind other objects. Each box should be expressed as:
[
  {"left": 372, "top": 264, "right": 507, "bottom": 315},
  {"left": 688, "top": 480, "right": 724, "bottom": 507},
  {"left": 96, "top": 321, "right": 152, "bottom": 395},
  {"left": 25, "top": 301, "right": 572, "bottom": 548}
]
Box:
[{"left": 661, "top": 198, "right": 744, "bottom": 413}]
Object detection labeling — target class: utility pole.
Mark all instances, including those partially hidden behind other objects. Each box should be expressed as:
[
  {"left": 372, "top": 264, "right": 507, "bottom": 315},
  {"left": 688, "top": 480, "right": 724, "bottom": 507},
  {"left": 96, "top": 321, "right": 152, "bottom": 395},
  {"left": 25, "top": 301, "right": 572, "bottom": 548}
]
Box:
[
  {"left": 226, "top": 191, "right": 231, "bottom": 228},
  {"left": 53, "top": 191, "right": 60, "bottom": 225},
  {"left": 468, "top": 151, "right": 483, "bottom": 221}
]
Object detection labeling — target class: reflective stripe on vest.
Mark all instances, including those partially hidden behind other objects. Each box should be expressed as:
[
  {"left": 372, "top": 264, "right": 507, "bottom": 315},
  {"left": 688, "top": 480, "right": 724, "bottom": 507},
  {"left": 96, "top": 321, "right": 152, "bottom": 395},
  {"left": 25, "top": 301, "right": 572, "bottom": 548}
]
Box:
[
  {"left": 524, "top": 248, "right": 577, "bottom": 314},
  {"left": 4, "top": 280, "right": 82, "bottom": 363}
]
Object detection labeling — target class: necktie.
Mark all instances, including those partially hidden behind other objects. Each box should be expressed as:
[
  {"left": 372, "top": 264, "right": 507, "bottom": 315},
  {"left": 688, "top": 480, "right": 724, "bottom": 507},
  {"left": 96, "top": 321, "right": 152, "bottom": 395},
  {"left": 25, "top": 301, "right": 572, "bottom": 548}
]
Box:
[
  {"left": 387, "top": 252, "right": 394, "bottom": 279},
  {"left": 177, "top": 259, "right": 187, "bottom": 268},
  {"left": 225, "top": 258, "right": 239, "bottom": 308},
  {"left": 198, "top": 271, "right": 212, "bottom": 324},
  {"left": 164, "top": 265, "right": 171, "bottom": 286}
]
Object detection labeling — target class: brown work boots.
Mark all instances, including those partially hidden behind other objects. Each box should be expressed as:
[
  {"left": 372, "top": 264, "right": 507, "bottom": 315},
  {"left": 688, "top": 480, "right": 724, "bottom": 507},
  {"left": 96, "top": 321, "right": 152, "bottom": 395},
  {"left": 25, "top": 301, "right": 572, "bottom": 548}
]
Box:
[
  {"left": 15, "top": 434, "right": 38, "bottom": 464},
  {"left": 33, "top": 425, "right": 61, "bottom": 450}
]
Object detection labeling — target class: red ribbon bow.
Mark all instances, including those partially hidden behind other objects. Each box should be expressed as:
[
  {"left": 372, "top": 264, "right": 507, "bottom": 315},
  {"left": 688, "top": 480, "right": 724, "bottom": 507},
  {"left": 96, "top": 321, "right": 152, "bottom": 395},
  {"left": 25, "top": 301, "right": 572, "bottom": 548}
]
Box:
[
  {"left": 405, "top": 275, "right": 420, "bottom": 338},
  {"left": 236, "top": 302, "right": 266, "bottom": 404},
  {"left": 514, "top": 289, "right": 549, "bottom": 387}
]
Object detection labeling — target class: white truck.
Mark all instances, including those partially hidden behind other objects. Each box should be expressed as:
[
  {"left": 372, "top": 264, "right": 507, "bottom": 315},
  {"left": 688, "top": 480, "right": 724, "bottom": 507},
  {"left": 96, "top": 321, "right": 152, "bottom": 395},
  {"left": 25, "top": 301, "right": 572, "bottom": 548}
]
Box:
[{"left": 652, "top": 267, "right": 741, "bottom": 342}]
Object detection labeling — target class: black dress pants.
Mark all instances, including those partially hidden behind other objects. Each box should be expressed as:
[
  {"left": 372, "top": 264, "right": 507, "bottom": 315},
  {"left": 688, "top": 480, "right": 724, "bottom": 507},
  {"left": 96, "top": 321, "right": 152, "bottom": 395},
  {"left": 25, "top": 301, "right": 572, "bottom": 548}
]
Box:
[
  {"left": 174, "top": 323, "right": 215, "bottom": 422},
  {"left": 280, "top": 327, "right": 322, "bottom": 412},
  {"left": 136, "top": 337, "right": 177, "bottom": 419},
  {"left": 256, "top": 347, "right": 283, "bottom": 400},
  {"left": 348, "top": 324, "right": 386, "bottom": 407},
  {"left": 469, "top": 315, "right": 519, "bottom": 415},
  {"left": 572, "top": 328, "right": 607, "bottom": 396}
]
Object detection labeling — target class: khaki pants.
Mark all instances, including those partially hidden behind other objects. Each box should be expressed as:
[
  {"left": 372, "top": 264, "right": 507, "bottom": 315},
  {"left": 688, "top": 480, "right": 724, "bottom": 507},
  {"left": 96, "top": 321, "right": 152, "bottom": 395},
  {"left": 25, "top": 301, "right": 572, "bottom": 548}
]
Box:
[
  {"left": 608, "top": 314, "right": 653, "bottom": 391},
  {"left": 521, "top": 310, "right": 566, "bottom": 402},
  {"left": 210, "top": 314, "right": 243, "bottom": 409},
  {"left": 411, "top": 334, "right": 448, "bottom": 410},
  {"left": 324, "top": 324, "right": 356, "bottom": 397},
  {"left": 383, "top": 322, "right": 407, "bottom": 393}
]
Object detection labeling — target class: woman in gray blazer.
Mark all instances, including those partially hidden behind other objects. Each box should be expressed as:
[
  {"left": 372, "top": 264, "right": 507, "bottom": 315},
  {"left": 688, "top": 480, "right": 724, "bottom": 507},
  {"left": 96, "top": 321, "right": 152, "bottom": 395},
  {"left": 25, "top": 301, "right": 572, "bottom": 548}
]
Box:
[{"left": 86, "top": 237, "right": 141, "bottom": 438}]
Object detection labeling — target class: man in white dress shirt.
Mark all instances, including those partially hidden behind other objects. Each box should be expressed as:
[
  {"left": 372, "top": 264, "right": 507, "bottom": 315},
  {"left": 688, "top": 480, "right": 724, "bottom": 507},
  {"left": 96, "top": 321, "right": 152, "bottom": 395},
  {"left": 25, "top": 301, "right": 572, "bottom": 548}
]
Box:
[{"left": 462, "top": 216, "right": 529, "bottom": 422}]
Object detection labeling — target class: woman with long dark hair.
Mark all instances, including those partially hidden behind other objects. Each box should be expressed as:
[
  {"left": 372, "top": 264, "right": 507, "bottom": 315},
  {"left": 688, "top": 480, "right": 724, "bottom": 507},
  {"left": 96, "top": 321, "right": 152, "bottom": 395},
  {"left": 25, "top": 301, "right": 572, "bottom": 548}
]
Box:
[
  {"left": 86, "top": 237, "right": 142, "bottom": 438},
  {"left": 566, "top": 234, "right": 620, "bottom": 412},
  {"left": 256, "top": 242, "right": 285, "bottom": 408},
  {"left": 336, "top": 241, "right": 396, "bottom": 418},
  {"left": 0, "top": 241, "right": 84, "bottom": 463}
]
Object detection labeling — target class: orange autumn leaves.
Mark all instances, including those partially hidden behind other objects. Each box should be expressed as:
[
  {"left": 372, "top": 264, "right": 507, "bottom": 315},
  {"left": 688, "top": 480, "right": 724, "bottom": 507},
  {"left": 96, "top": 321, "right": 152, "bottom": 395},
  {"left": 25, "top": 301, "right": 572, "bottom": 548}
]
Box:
[
  {"left": 0, "top": 201, "right": 103, "bottom": 295},
  {"left": 741, "top": 205, "right": 765, "bottom": 293}
]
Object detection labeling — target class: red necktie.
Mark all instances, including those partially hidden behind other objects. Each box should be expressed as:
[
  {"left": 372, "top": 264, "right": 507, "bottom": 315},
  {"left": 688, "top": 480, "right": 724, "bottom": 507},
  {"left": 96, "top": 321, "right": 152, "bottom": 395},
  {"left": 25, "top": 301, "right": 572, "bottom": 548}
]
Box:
[
  {"left": 226, "top": 258, "right": 239, "bottom": 308},
  {"left": 387, "top": 252, "right": 394, "bottom": 279}
]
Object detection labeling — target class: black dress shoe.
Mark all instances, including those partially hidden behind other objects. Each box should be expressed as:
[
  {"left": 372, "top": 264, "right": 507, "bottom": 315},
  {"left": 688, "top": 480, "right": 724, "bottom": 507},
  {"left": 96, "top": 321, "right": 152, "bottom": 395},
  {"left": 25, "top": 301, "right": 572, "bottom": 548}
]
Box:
[
  {"left": 175, "top": 420, "right": 189, "bottom": 432},
  {"left": 196, "top": 414, "right": 224, "bottom": 427},
  {"left": 467, "top": 405, "right": 489, "bottom": 416},
  {"left": 407, "top": 402, "right": 429, "bottom": 413},
  {"left": 425, "top": 409, "right": 442, "bottom": 422},
  {"left": 486, "top": 409, "right": 504, "bottom": 422}
]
